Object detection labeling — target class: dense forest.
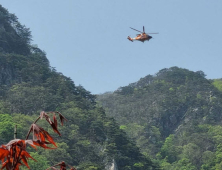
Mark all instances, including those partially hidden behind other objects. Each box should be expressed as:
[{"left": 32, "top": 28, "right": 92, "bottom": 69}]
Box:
[
  {"left": 0, "top": 5, "right": 158, "bottom": 170},
  {"left": 97, "top": 67, "right": 222, "bottom": 170}
]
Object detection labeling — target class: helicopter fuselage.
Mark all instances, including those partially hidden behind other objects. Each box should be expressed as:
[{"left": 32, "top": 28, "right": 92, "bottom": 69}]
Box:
[
  {"left": 128, "top": 33, "right": 152, "bottom": 42},
  {"left": 136, "top": 33, "right": 152, "bottom": 42}
]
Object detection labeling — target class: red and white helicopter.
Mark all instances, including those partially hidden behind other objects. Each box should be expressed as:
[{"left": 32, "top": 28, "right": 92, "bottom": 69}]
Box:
[{"left": 127, "top": 26, "right": 158, "bottom": 42}]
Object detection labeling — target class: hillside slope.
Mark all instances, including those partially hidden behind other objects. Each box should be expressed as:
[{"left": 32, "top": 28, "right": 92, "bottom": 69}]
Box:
[
  {"left": 97, "top": 67, "right": 222, "bottom": 169},
  {"left": 0, "top": 5, "right": 158, "bottom": 170}
]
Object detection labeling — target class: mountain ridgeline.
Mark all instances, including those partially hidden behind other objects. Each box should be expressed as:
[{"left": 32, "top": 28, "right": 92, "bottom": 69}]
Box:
[
  {"left": 97, "top": 67, "right": 222, "bottom": 170},
  {"left": 0, "top": 5, "right": 158, "bottom": 170}
]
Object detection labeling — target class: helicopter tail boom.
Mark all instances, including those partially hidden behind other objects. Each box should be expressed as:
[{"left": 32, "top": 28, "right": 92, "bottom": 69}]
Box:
[{"left": 127, "top": 36, "right": 133, "bottom": 42}]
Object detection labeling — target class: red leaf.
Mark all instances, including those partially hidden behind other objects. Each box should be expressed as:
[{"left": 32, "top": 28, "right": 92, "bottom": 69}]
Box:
[
  {"left": 31, "top": 124, "right": 57, "bottom": 147},
  {"left": 32, "top": 140, "right": 57, "bottom": 149},
  {"left": 46, "top": 161, "right": 76, "bottom": 170},
  {"left": 0, "top": 160, "right": 11, "bottom": 170},
  {"left": 56, "top": 111, "right": 68, "bottom": 126},
  {"left": 14, "top": 163, "right": 22, "bottom": 170},
  {"left": 54, "top": 114, "right": 57, "bottom": 128},
  {"left": 40, "top": 111, "right": 64, "bottom": 136},
  {"left": 0, "top": 148, "right": 9, "bottom": 161},
  {"left": 25, "top": 140, "right": 37, "bottom": 150},
  {"left": 50, "top": 113, "right": 61, "bottom": 136},
  {"left": 20, "top": 150, "right": 36, "bottom": 169}
]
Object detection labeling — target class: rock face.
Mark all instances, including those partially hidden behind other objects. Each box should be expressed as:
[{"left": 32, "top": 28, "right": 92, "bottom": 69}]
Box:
[
  {"left": 0, "top": 61, "right": 18, "bottom": 86},
  {"left": 106, "top": 159, "right": 118, "bottom": 170},
  {"left": 110, "top": 160, "right": 118, "bottom": 170}
]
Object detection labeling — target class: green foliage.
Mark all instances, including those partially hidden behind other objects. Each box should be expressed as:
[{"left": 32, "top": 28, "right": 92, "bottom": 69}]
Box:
[
  {"left": 159, "top": 135, "right": 181, "bottom": 163},
  {"left": 159, "top": 158, "right": 171, "bottom": 170},
  {"left": 98, "top": 66, "right": 222, "bottom": 170},
  {"left": 43, "top": 142, "right": 72, "bottom": 165},
  {"left": 8, "top": 83, "right": 61, "bottom": 114},
  {"left": 0, "top": 114, "right": 15, "bottom": 143},
  {"left": 201, "top": 151, "right": 215, "bottom": 170},
  {"left": 171, "top": 158, "right": 197, "bottom": 170},
  {"left": 78, "top": 162, "right": 103, "bottom": 170},
  {"left": 120, "top": 125, "right": 127, "bottom": 130},
  {"left": 133, "top": 162, "right": 144, "bottom": 168},
  {"left": 212, "top": 79, "right": 222, "bottom": 92},
  {"left": 0, "top": 52, "right": 97, "bottom": 114},
  {"left": 181, "top": 143, "right": 201, "bottom": 166},
  {"left": 0, "top": 5, "right": 32, "bottom": 55},
  {"left": 19, "top": 152, "right": 49, "bottom": 170}
]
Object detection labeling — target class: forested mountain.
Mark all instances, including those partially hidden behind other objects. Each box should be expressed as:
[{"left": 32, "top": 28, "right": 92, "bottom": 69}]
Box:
[
  {"left": 97, "top": 67, "right": 222, "bottom": 170},
  {"left": 0, "top": 5, "right": 158, "bottom": 170}
]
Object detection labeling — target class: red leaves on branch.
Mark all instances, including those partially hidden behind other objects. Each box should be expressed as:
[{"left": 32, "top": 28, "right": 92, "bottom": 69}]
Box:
[
  {"left": 26, "top": 111, "right": 68, "bottom": 148},
  {"left": 40, "top": 111, "right": 67, "bottom": 136},
  {"left": 0, "top": 139, "right": 36, "bottom": 170},
  {"left": 46, "top": 161, "right": 77, "bottom": 170},
  {"left": 29, "top": 124, "right": 57, "bottom": 147},
  {"left": 0, "top": 111, "right": 68, "bottom": 170}
]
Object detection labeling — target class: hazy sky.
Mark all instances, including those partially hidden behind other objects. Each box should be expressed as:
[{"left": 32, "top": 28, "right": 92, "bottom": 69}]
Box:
[{"left": 1, "top": 1, "right": 222, "bottom": 94}]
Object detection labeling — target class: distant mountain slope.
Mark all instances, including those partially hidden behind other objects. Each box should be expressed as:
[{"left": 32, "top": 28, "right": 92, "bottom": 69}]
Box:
[
  {"left": 0, "top": 5, "right": 158, "bottom": 170},
  {"left": 0, "top": 5, "right": 31, "bottom": 55},
  {"left": 97, "top": 67, "right": 222, "bottom": 169}
]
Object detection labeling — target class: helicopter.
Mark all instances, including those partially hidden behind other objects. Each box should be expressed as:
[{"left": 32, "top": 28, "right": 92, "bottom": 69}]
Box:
[{"left": 127, "top": 26, "right": 158, "bottom": 42}]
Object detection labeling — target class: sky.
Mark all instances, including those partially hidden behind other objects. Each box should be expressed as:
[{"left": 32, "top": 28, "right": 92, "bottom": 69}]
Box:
[{"left": 1, "top": 1, "right": 222, "bottom": 94}]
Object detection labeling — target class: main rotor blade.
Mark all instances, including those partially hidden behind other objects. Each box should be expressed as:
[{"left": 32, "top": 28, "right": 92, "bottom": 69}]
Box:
[
  {"left": 147, "top": 33, "right": 159, "bottom": 34},
  {"left": 130, "top": 27, "right": 143, "bottom": 33}
]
